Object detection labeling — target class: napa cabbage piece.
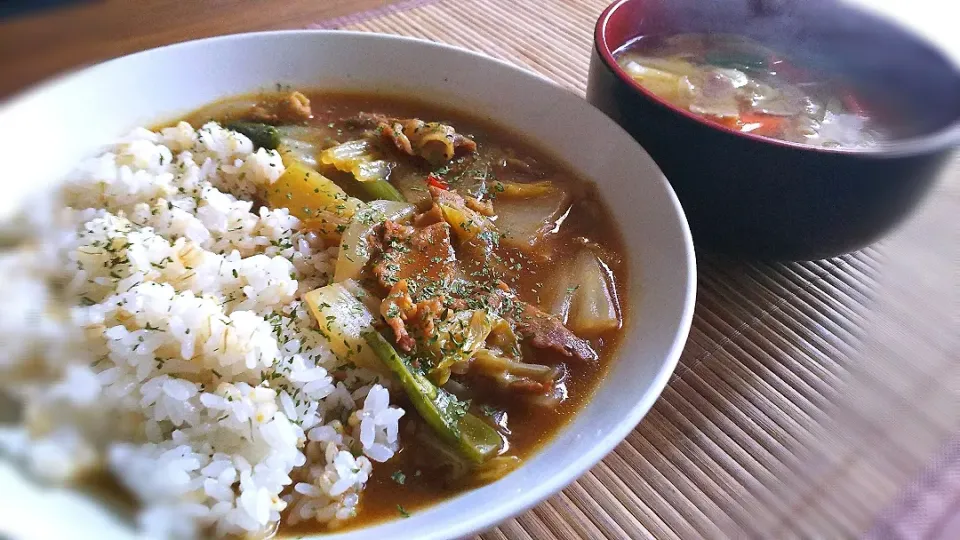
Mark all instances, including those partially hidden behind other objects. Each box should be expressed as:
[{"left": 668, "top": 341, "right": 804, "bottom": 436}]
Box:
[
  {"left": 486, "top": 317, "right": 521, "bottom": 358},
  {"left": 320, "top": 139, "right": 405, "bottom": 201},
  {"left": 544, "top": 248, "right": 621, "bottom": 336},
  {"left": 320, "top": 139, "right": 393, "bottom": 183},
  {"left": 412, "top": 430, "right": 520, "bottom": 484},
  {"left": 274, "top": 125, "right": 343, "bottom": 167},
  {"left": 471, "top": 349, "right": 559, "bottom": 385},
  {"left": 620, "top": 55, "right": 700, "bottom": 78},
  {"left": 412, "top": 424, "right": 472, "bottom": 480},
  {"left": 426, "top": 310, "right": 495, "bottom": 385},
  {"left": 622, "top": 60, "right": 692, "bottom": 105},
  {"left": 267, "top": 161, "right": 362, "bottom": 221},
  {"left": 445, "top": 158, "right": 493, "bottom": 200},
  {"left": 277, "top": 138, "right": 319, "bottom": 167},
  {"left": 567, "top": 251, "right": 620, "bottom": 335},
  {"left": 303, "top": 282, "right": 384, "bottom": 374},
  {"left": 492, "top": 186, "right": 570, "bottom": 250},
  {"left": 334, "top": 200, "right": 416, "bottom": 283}
]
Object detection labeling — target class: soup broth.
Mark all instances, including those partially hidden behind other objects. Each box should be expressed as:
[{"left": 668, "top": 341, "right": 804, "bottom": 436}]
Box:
[{"left": 614, "top": 33, "right": 893, "bottom": 148}]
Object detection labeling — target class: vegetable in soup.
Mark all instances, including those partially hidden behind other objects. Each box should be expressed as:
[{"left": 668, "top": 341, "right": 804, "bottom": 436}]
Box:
[{"left": 614, "top": 33, "right": 888, "bottom": 148}]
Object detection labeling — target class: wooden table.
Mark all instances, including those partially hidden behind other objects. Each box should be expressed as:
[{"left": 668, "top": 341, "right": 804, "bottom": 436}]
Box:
[{"left": 0, "top": 0, "right": 399, "bottom": 98}]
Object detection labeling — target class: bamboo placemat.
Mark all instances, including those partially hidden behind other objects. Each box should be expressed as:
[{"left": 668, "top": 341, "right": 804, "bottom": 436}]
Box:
[{"left": 313, "top": 1, "right": 960, "bottom": 538}]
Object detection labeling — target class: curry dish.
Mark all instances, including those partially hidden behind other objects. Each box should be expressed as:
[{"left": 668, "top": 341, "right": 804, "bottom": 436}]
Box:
[
  {"left": 1, "top": 88, "right": 627, "bottom": 539},
  {"left": 186, "top": 90, "right": 628, "bottom": 533}
]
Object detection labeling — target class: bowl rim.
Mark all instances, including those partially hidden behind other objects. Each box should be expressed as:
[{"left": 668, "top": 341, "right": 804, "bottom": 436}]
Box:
[
  {"left": 594, "top": 0, "right": 960, "bottom": 157},
  {"left": 0, "top": 29, "right": 698, "bottom": 540}
]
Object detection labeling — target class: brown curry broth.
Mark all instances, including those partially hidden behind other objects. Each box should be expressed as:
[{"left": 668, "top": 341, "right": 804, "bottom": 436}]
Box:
[{"left": 191, "top": 91, "right": 629, "bottom": 534}]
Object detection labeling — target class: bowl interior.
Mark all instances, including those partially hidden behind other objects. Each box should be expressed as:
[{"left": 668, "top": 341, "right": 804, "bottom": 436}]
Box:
[
  {"left": 597, "top": 0, "right": 960, "bottom": 143},
  {"left": 0, "top": 31, "right": 696, "bottom": 540}
]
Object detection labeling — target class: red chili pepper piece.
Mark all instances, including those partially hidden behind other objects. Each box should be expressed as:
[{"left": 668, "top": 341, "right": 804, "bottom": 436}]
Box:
[
  {"left": 737, "top": 113, "right": 786, "bottom": 137},
  {"left": 704, "top": 115, "right": 742, "bottom": 131},
  {"left": 427, "top": 173, "right": 449, "bottom": 190}
]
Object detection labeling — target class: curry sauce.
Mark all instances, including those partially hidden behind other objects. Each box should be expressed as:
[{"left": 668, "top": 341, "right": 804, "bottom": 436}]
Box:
[{"left": 178, "top": 90, "right": 629, "bottom": 535}]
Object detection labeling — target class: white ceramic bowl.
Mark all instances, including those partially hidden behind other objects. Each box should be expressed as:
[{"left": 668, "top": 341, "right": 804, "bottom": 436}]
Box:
[{"left": 0, "top": 31, "right": 696, "bottom": 540}]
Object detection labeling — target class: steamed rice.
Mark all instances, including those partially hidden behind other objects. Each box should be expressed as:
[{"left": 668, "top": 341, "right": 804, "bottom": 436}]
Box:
[{"left": 0, "top": 122, "right": 404, "bottom": 538}]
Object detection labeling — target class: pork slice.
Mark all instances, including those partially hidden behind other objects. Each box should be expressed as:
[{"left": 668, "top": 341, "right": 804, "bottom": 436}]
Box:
[
  {"left": 372, "top": 220, "right": 456, "bottom": 294},
  {"left": 512, "top": 301, "right": 597, "bottom": 362},
  {"left": 343, "top": 113, "right": 476, "bottom": 164}
]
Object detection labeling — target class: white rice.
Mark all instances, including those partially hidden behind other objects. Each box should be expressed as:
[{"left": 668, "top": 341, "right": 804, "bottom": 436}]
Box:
[{"left": 0, "top": 122, "right": 405, "bottom": 538}]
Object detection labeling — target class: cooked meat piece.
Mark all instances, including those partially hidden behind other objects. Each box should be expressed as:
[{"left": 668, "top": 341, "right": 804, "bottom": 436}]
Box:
[
  {"left": 379, "top": 280, "right": 452, "bottom": 351},
  {"left": 413, "top": 204, "right": 445, "bottom": 227},
  {"left": 372, "top": 220, "right": 456, "bottom": 292},
  {"left": 344, "top": 113, "right": 476, "bottom": 164},
  {"left": 381, "top": 280, "right": 417, "bottom": 352},
  {"left": 384, "top": 218, "right": 415, "bottom": 240},
  {"left": 465, "top": 194, "right": 495, "bottom": 216},
  {"left": 247, "top": 91, "right": 313, "bottom": 124},
  {"left": 284, "top": 91, "right": 313, "bottom": 120},
  {"left": 410, "top": 295, "right": 446, "bottom": 341},
  {"left": 364, "top": 225, "right": 385, "bottom": 263},
  {"left": 429, "top": 186, "right": 491, "bottom": 220},
  {"left": 439, "top": 279, "right": 508, "bottom": 314},
  {"left": 430, "top": 185, "right": 462, "bottom": 209},
  {"left": 461, "top": 279, "right": 512, "bottom": 312},
  {"left": 371, "top": 206, "right": 592, "bottom": 361},
  {"left": 247, "top": 107, "right": 276, "bottom": 124},
  {"left": 512, "top": 301, "right": 597, "bottom": 362},
  {"left": 379, "top": 120, "right": 414, "bottom": 155},
  {"left": 493, "top": 279, "right": 512, "bottom": 293}
]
